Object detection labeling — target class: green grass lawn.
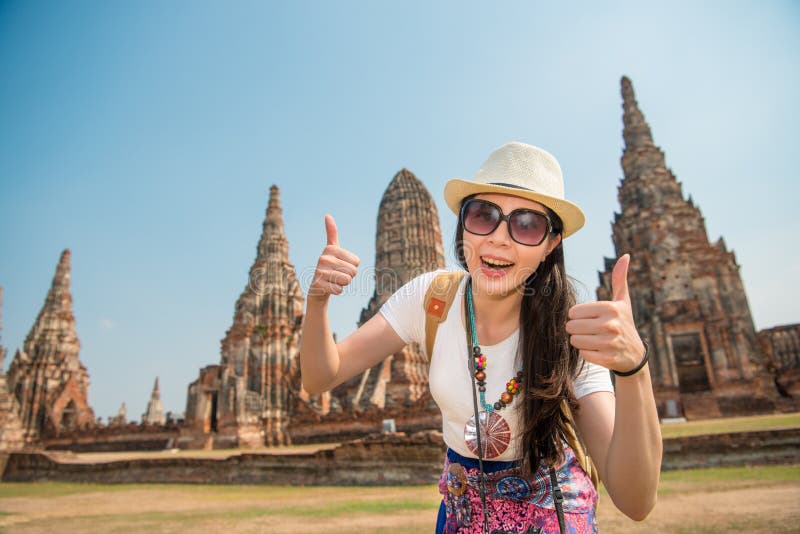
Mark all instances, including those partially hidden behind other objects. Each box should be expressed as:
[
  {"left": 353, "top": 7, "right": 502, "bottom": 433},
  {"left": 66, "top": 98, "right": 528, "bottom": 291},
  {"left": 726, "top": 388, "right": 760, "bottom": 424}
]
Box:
[
  {"left": 0, "top": 480, "right": 442, "bottom": 533},
  {"left": 5, "top": 464, "right": 796, "bottom": 501},
  {"left": 660, "top": 412, "right": 800, "bottom": 438},
  {"left": 0, "top": 481, "right": 440, "bottom": 510},
  {"left": 658, "top": 464, "right": 800, "bottom": 484}
]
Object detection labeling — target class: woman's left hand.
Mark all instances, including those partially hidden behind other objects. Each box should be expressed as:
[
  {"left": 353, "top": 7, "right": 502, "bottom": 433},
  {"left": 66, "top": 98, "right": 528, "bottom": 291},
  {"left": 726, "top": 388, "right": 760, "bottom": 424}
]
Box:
[{"left": 566, "top": 254, "right": 646, "bottom": 373}]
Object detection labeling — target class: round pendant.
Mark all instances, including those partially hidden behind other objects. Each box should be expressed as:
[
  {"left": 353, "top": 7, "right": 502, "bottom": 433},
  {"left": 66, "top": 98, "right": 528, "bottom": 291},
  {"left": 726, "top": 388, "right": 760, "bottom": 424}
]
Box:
[{"left": 464, "top": 411, "right": 511, "bottom": 459}]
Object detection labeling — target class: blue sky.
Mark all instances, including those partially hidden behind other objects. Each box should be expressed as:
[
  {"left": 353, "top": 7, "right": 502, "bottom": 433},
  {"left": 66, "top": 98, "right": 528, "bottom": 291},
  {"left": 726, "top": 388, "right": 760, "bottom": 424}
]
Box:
[{"left": 1, "top": 1, "right": 798, "bottom": 421}]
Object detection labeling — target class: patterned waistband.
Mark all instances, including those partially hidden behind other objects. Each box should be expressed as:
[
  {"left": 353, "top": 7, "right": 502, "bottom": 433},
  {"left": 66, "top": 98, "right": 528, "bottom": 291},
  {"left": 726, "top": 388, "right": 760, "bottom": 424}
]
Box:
[
  {"left": 440, "top": 446, "right": 597, "bottom": 512},
  {"left": 446, "top": 448, "right": 518, "bottom": 472}
]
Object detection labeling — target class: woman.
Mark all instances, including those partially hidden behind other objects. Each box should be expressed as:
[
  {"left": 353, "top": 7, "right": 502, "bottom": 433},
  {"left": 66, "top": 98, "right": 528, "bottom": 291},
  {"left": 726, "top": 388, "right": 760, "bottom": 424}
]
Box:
[{"left": 300, "top": 142, "right": 662, "bottom": 533}]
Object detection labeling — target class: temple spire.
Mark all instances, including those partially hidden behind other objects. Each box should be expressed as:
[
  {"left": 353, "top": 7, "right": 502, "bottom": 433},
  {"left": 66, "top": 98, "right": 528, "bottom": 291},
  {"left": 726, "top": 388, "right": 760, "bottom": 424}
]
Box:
[
  {"left": 142, "top": 376, "right": 165, "bottom": 425},
  {"left": 336, "top": 167, "right": 445, "bottom": 411},
  {"left": 152, "top": 377, "right": 161, "bottom": 399},
  {"left": 621, "top": 76, "right": 655, "bottom": 150},
  {"left": 6, "top": 249, "right": 95, "bottom": 442},
  {"left": 194, "top": 182, "right": 304, "bottom": 447},
  {"left": 599, "top": 75, "right": 775, "bottom": 420},
  {"left": 268, "top": 184, "right": 282, "bottom": 217},
  {"left": 617, "top": 76, "right": 680, "bottom": 213},
  {"left": 255, "top": 185, "right": 288, "bottom": 266},
  {"left": 22, "top": 249, "right": 79, "bottom": 357}
]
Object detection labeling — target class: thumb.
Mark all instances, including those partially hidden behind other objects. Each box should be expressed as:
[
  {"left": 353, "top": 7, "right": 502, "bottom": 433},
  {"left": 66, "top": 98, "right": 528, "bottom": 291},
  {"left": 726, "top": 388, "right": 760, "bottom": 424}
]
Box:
[
  {"left": 325, "top": 214, "right": 339, "bottom": 246},
  {"left": 611, "top": 253, "right": 631, "bottom": 303}
]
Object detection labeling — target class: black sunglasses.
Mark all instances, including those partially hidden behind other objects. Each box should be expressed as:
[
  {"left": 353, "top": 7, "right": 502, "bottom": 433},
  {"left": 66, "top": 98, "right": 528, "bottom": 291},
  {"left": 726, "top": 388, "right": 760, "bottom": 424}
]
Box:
[{"left": 460, "top": 198, "right": 555, "bottom": 246}]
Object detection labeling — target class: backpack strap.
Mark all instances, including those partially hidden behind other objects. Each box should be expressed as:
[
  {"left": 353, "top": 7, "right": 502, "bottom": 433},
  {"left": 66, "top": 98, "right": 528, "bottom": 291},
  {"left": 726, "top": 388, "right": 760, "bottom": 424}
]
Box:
[
  {"left": 423, "top": 270, "right": 467, "bottom": 361},
  {"left": 561, "top": 399, "right": 600, "bottom": 492}
]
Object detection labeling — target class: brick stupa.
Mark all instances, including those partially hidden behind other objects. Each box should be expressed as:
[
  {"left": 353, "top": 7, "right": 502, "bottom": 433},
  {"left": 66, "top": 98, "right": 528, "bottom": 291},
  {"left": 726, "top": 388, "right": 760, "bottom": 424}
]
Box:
[
  {"left": 597, "top": 77, "right": 776, "bottom": 419},
  {"left": 6, "top": 250, "right": 95, "bottom": 442},
  {"left": 184, "top": 186, "right": 304, "bottom": 447},
  {"left": 335, "top": 168, "right": 446, "bottom": 410},
  {"left": 142, "top": 377, "right": 165, "bottom": 425}
]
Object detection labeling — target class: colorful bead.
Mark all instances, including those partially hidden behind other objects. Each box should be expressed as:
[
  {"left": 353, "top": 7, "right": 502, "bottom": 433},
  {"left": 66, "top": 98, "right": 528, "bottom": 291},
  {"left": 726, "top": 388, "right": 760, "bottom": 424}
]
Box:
[{"left": 466, "top": 280, "right": 524, "bottom": 414}]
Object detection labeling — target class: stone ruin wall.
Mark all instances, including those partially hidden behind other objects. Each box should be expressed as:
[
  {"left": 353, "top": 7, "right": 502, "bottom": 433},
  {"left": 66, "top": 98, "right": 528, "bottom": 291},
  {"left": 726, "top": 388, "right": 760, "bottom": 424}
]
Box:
[
  {"left": 4, "top": 428, "right": 799, "bottom": 485},
  {"left": 759, "top": 324, "right": 800, "bottom": 399},
  {"left": 289, "top": 389, "right": 442, "bottom": 444},
  {"left": 40, "top": 422, "right": 181, "bottom": 453}
]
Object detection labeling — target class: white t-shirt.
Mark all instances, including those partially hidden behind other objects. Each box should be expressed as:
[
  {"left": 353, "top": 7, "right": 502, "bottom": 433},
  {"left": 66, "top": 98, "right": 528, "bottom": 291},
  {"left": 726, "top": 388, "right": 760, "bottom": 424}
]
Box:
[{"left": 379, "top": 269, "right": 615, "bottom": 461}]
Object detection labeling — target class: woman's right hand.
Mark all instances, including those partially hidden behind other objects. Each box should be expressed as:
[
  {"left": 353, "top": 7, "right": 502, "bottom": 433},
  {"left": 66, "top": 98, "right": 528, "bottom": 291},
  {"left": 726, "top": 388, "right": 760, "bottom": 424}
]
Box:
[{"left": 308, "top": 214, "right": 361, "bottom": 303}]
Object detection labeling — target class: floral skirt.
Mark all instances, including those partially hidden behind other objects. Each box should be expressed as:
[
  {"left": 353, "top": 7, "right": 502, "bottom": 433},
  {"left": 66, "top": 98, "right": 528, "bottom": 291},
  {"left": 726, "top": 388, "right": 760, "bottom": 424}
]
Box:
[{"left": 435, "top": 447, "right": 598, "bottom": 534}]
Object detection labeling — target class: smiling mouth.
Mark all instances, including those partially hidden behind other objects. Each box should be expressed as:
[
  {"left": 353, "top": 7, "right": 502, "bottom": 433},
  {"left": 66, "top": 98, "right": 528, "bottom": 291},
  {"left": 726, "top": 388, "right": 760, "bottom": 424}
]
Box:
[{"left": 481, "top": 256, "right": 515, "bottom": 270}]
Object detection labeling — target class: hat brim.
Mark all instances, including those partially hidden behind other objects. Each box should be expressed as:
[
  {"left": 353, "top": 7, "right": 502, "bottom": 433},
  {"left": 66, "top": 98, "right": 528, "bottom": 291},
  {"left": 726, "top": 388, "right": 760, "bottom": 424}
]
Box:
[{"left": 444, "top": 179, "right": 586, "bottom": 238}]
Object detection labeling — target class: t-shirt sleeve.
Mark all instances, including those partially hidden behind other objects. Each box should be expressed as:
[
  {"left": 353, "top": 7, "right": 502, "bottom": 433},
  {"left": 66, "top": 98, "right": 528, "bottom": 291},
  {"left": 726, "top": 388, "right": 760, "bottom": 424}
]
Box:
[
  {"left": 379, "top": 270, "right": 444, "bottom": 346},
  {"left": 574, "top": 360, "right": 615, "bottom": 399}
]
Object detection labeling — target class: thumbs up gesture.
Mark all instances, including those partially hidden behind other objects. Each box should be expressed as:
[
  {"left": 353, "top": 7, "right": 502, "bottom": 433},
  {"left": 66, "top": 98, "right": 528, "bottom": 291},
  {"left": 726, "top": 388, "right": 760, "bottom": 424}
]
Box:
[
  {"left": 308, "top": 214, "right": 361, "bottom": 302},
  {"left": 565, "top": 254, "right": 646, "bottom": 374}
]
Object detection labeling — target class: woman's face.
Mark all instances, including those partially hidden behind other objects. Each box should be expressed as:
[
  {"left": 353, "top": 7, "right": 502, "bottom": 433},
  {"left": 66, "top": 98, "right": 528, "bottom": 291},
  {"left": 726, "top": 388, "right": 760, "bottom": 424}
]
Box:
[{"left": 461, "top": 193, "right": 562, "bottom": 297}]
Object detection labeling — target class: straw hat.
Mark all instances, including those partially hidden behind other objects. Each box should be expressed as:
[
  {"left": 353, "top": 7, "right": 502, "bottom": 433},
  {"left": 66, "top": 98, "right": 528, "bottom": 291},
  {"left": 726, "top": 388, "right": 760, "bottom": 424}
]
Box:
[{"left": 444, "top": 142, "right": 586, "bottom": 238}]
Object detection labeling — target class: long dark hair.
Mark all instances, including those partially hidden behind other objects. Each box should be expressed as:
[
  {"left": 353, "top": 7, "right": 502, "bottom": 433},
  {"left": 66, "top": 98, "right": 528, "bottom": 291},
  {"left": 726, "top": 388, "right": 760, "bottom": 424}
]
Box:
[{"left": 455, "top": 195, "right": 581, "bottom": 477}]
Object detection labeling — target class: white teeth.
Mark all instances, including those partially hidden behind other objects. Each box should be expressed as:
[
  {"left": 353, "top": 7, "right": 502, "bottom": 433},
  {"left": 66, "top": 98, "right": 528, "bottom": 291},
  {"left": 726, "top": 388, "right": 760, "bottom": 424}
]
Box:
[{"left": 482, "top": 256, "right": 514, "bottom": 267}]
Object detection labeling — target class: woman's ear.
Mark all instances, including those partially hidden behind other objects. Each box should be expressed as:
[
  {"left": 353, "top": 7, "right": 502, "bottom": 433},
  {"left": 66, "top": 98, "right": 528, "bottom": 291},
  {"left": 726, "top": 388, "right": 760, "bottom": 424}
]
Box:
[{"left": 546, "top": 234, "right": 562, "bottom": 256}]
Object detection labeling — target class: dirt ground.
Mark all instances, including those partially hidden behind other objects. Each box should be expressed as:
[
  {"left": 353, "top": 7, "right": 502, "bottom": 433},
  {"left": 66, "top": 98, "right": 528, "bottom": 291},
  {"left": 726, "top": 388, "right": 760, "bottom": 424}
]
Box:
[
  {"left": 0, "top": 475, "right": 798, "bottom": 533},
  {"left": 597, "top": 482, "right": 799, "bottom": 533}
]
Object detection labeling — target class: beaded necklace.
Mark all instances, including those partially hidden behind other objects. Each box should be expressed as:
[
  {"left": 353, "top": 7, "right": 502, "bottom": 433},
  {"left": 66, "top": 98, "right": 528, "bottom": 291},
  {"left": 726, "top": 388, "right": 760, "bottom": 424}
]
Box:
[{"left": 463, "top": 279, "right": 524, "bottom": 459}]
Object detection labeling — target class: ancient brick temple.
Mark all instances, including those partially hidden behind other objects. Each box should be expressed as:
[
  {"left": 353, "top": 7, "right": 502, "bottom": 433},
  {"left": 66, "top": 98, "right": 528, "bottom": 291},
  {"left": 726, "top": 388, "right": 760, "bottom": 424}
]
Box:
[
  {"left": 6, "top": 250, "right": 96, "bottom": 442},
  {"left": 183, "top": 186, "right": 304, "bottom": 448},
  {"left": 0, "top": 287, "right": 26, "bottom": 451},
  {"left": 141, "top": 377, "right": 165, "bottom": 426},
  {"left": 334, "top": 168, "right": 446, "bottom": 410},
  {"left": 109, "top": 402, "right": 127, "bottom": 427},
  {"left": 758, "top": 324, "right": 800, "bottom": 398},
  {"left": 287, "top": 168, "right": 446, "bottom": 444},
  {"left": 597, "top": 77, "right": 777, "bottom": 419}
]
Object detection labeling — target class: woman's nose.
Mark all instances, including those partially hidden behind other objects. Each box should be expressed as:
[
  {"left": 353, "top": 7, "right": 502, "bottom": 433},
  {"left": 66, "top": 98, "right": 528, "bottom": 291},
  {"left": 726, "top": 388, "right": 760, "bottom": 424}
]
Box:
[{"left": 487, "top": 217, "right": 513, "bottom": 245}]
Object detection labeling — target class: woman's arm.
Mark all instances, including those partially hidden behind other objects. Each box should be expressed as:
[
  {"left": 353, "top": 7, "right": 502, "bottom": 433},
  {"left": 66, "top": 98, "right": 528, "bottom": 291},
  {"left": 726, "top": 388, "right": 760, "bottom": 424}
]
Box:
[
  {"left": 299, "top": 215, "right": 407, "bottom": 395},
  {"left": 301, "top": 297, "right": 407, "bottom": 394},
  {"left": 573, "top": 376, "right": 661, "bottom": 520},
  {"left": 566, "top": 254, "right": 662, "bottom": 520}
]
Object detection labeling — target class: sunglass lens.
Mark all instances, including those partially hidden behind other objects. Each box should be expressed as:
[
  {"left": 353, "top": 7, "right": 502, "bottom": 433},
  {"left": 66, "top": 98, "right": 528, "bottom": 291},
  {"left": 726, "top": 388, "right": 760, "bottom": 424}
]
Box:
[
  {"left": 509, "top": 211, "right": 548, "bottom": 245},
  {"left": 463, "top": 201, "right": 500, "bottom": 235}
]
